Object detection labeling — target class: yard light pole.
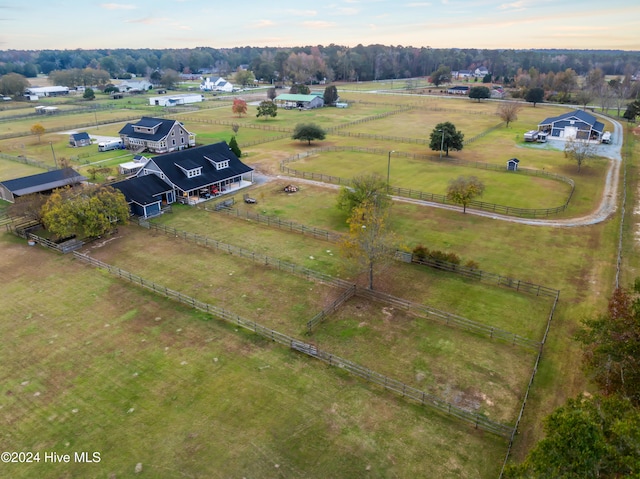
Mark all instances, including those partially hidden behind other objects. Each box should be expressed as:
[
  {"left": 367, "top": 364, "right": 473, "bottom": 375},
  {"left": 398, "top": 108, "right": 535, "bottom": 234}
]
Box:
[
  {"left": 387, "top": 150, "right": 395, "bottom": 192},
  {"left": 439, "top": 129, "right": 445, "bottom": 158},
  {"left": 49, "top": 142, "right": 58, "bottom": 169}
]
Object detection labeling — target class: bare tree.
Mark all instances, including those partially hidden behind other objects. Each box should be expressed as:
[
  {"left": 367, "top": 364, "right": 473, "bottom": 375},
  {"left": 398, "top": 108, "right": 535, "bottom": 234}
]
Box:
[
  {"left": 564, "top": 138, "right": 597, "bottom": 172},
  {"left": 497, "top": 102, "right": 522, "bottom": 128},
  {"left": 574, "top": 89, "right": 595, "bottom": 110}
]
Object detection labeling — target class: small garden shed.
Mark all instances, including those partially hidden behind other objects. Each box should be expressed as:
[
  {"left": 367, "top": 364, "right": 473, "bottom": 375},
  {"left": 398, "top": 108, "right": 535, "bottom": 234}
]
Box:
[{"left": 507, "top": 158, "right": 520, "bottom": 171}]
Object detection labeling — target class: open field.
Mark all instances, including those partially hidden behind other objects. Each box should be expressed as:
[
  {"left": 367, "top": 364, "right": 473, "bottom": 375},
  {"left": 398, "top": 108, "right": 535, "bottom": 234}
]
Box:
[
  {"left": 286, "top": 150, "right": 572, "bottom": 209},
  {"left": 0, "top": 235, "right": 507, "bottom": 479},
  {"left": 0, "top": 86, "right": 632, "bottom": 477},
  {"left": 78, "top": 224, "right": 546, "bottom": 425}
]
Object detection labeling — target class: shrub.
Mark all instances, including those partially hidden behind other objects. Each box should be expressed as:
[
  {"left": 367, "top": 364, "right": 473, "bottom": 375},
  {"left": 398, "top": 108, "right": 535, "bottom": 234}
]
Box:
[{"left": 412, "top": 244, "right": 430, "bottom": 260}]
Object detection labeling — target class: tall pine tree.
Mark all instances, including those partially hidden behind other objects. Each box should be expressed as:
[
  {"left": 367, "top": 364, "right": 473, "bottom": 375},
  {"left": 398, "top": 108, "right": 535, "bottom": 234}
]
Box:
[{"left": 229, "top": 136, "right": 241, "bottom": 158}]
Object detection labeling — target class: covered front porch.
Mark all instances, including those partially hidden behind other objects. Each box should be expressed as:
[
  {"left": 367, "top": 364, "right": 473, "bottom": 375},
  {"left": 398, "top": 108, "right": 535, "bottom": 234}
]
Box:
[{"left": 177, "top": 175, "right": 253, "bottom": 205}]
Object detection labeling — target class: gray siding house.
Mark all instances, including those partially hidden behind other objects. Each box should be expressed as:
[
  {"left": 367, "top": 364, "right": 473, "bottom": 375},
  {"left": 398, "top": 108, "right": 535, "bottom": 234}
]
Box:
[{"left": 118, "top": 117, "right": 196, "bottom": 154}]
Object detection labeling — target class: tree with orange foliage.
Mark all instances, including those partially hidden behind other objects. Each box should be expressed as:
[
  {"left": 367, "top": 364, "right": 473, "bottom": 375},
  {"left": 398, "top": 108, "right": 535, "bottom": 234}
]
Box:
[{"left": 232, "top": 98, "right": 247, "bottom": 117}]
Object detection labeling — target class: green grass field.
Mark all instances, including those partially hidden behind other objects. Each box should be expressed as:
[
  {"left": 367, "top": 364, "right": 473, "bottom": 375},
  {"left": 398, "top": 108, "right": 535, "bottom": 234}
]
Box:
[
  {"left": 0, "top": 87, "right": 631, "bottom": 477},
  {"left": 0, "top": 236, "right": 508, "bottom": 478}
]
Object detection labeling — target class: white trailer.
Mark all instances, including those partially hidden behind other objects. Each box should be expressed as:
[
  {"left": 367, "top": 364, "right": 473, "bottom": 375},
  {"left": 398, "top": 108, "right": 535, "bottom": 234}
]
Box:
[
  {"left": 524, "top": 130, "right": 539, "bottom": 142},
  {"left": 98, "top": 139, "right": 123, "bottom": 151},
  {"left": 601, "top": 131, "right": 612, "bottom": 144}
]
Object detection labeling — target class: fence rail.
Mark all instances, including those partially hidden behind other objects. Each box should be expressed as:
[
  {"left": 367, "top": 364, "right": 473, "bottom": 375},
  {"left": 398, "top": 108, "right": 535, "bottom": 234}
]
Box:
[
  {"left": 205, "top": 203, "right": 559, "bottom": 299},
  {"left": 138, "top": 219, "right": 354, "bottom": 290},
  {"left": 72, "top": 251, "right": 514, "bottom": 438},
  {"left": 306, "top": 284, "right": 357, "bottom": 333},
  {"left": 354, "top": 287, "right": 542, "bottom": 351},
  {"left": 144, "top": 218, "right": 543, "bottom": 350},
  {"left": 203, "top": 205, "right": 344, "bottom": 242},
  {"left": 279, "top": 146, "right": 575, "bottom": 218},
  {"left": 410, "top": 257, "right": 559, "bottom": 298}
]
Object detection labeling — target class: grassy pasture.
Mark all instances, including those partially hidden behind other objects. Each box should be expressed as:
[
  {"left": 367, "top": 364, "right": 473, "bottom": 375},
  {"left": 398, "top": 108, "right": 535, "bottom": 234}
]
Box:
[
  {"left": 183, "top": 100, "right": 402, "bottom": 130},
  {"left": 213, "top": 179, "right": 607, "bottom": 297},
  {"left": 78, "top": 223, "right": 538, "bottom": 426},
  {"left": 341, "top": 106, "right": 503, "bottom": 139},
  {"left": 0, "top": 108, "right": 151, "bottom": 136},
  {"left": 149, "top": 204, "right": 554, "bottom": 340},
  {"left": 312, "top": 295, "right": 537, "bottom": 425},
  {"left": 0, "top": 234, "right": 507, "bottom": 479},
  {"left": 0, "top": 158, "right": 44, "bottom": 181},
  {"left": 287, "top": 150, "right": 572, "bottom": 209},
  {"left": 82, "top": 225, "right": 340, "bottom": 337},
  {"left": 0, "top": 86, "right": 628, "bottom": 475}
]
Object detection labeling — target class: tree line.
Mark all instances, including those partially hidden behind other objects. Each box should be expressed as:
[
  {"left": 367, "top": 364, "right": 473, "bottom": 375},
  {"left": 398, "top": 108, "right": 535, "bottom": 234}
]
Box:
[{"left": 1, "top": 46, "right": 639, "bottom": 84}]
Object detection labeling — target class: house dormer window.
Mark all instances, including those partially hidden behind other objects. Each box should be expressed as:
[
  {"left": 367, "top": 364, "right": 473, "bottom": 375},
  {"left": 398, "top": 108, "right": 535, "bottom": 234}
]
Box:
[
  {"left": 204, "top": 156, "right": 229, "bottom": 170},
  {"left": 175, "top": 162, "right": 202, "bottom": 178}
]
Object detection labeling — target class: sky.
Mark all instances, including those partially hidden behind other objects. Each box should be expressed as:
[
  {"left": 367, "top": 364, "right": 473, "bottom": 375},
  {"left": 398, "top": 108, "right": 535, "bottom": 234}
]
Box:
[{"left": 0, "top": 0, "right": 639, "bottom": 51}]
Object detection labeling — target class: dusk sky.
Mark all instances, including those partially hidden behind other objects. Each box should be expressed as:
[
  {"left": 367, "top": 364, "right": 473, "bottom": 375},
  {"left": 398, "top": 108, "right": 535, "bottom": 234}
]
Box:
[{"left": 1, "top": 0, "right": 638, "bottom": 51}]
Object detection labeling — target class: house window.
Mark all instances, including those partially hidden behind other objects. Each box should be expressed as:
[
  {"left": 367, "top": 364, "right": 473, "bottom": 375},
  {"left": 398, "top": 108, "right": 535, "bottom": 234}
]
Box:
[
  {"left": 181, "top": 137, "right": 185, "bottom": 144},
  {"left": 171, "top": 130, "right": 175, "bottom": 136},
  {"left": 215, "top": 160, "right": 229, "bottom": 170},
  {"left": 187, "top": 168, "right": 201, "bottom": 178},
  {"left": 172, "top": 139, "right": 176, "bottom": 146}
]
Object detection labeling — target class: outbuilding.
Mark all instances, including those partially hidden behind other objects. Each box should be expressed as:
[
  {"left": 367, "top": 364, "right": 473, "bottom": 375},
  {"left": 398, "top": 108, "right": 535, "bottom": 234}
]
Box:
[
  {"left": 274, "top": 94, "right": 324, "bottom": 109},
  {"left": 69, "top": 132, "right": 92, "bottom": 148},
  {"left": 507, "top": 158, "right": 520, "bottom": 171},
  {"left": 149, "top": 94, "right": 204, "bottom": 107},
  {"left": 0, "top": 168, "right": 87, "bottom": 203}
]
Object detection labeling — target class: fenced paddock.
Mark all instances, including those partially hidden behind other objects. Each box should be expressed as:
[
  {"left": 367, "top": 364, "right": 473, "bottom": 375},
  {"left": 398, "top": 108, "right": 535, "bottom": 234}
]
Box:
[
  {"left": 72, "top": 251, "right": 515, "bottom": 438},
  {"left": 207, "top": 203, "right": 558, "bottom": 299},
  {"left": 103, "top": 221, "right": 551, "bottom": 423},
  {"left": 279, "top": 146, "right": 575, "bottom": 218}
]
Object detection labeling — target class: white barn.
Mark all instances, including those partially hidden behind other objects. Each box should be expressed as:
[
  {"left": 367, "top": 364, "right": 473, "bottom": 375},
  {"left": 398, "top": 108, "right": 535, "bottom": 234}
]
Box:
[{"left": 149, "top": 94, "right": 204, "bottom": 107}]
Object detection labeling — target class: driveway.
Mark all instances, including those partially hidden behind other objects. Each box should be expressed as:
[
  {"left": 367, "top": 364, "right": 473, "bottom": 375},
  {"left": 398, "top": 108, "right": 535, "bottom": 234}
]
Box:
[{"left": 274, "top": 113, "right": 625, "bottom": 228}]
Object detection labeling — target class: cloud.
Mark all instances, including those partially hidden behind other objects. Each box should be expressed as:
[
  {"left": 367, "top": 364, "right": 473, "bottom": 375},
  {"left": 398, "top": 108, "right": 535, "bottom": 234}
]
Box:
[
  {"left": 126, "top": 16, "right": 167, "bottom": 25},
  {"left": 406, "top": 2, "right": 432, "bottom": 6},
  {"left": 286, "top": 9, "right": 318, "bottom": 17},
  {"left": 302, "top": 21, "right": 336, "bottom": 29},
  {"left": 251, "top": 19, "right": 276, "bottom": 28},
  {"left": 101, "top": 3, "right": 137, "bottom": 10},
  {"left": 499, "top": 1, "right": 526, "bottom": 9},
  {"left": 334, "top": 7, "right": 358, "bottom": 15}
]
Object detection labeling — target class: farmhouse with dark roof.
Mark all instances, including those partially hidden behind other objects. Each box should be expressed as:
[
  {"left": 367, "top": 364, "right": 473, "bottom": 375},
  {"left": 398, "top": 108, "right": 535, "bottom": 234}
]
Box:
[
  {"left": 111, "top": 141, "right": 253, "bottom": 217},
  {"left": 118, "top": 117, "right": 196, "bottom": 154}
]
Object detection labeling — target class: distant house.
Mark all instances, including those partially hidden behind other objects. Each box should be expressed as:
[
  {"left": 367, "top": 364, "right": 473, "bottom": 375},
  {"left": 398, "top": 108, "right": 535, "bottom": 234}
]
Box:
[
  {"left": 0, "top": 168, "right": 86, "bottom": 203},
  {"left": 69, "top": 132, "right": 91, "bottom": 148},
  {"left": 474, "top": 66, "right": 490, "bottom": 78},
  {"left": 454, "top": 70, "right": 473, "bottom": 80},
  {"left": 200, "top": 77, "right": 234, "bottom": 92},
  {"left": 118, "top": 117, "right": 196, "bottom": 154},
  {"left": 447, "top": 85, "right": 470, "bottom": 95},
  {"left": 112, "top": 141, "right": 254, "bottom": 216},
  {"left": 117, "top": 80, "right": 152, "bottom": 93},
  {"left": 538, "top": 110, "right": 605, "bottom": 141},
  {"left": 25, "top": 86, "right": 69, "bottom": 97},
  {"left": 148, "top": 93, "right": 204, "bottom": 107},
  {"left": 274, "top": 94, "right": 324, "bottom": 109}
]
